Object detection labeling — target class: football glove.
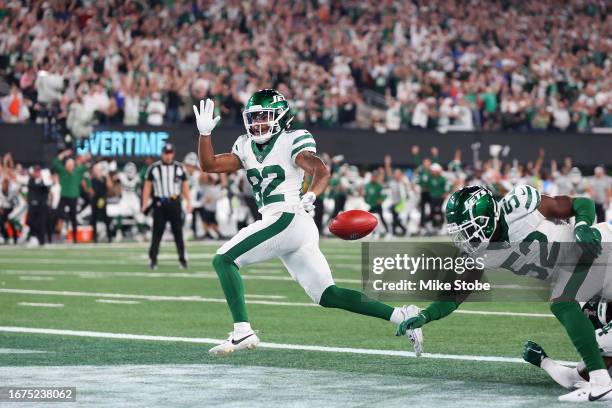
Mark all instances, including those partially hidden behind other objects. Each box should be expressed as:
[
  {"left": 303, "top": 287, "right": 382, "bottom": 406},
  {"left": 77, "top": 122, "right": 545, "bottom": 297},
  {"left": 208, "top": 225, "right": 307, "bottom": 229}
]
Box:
[
  {"left": 193, "top": 99, "right": 220, "bottom": 136},
  {"left": 396, "top": 313, "right": 428, "bottom": 336},
  {"left": 574, "top": 222, "right": 602, "bottom": 259},
  {"left": 300, "top": 191, "right": 316, "bottom": 215}
]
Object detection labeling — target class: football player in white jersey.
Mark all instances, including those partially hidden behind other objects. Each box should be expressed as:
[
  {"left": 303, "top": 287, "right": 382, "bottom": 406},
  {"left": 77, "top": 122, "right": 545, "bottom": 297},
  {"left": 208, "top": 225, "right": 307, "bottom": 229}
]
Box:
[
  {"left": 398, "top": 184, "right": 612, "bottom": 402},
  {"left": 192, "top": 90, "right": 420, "bottom": 356},
  {"left": 108, "top": 162, "right": 146, "bottom": 239}
]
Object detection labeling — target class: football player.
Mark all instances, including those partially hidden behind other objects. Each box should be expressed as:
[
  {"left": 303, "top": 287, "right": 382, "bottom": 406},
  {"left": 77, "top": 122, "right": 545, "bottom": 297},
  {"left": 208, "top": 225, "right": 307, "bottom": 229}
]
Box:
[
  {"left": 398, "top": 184, "right": 612, "bottom": 402},
  {"left": 523, "top": 298, "right": 612, "bottom": 390},
  {"left": 108, "top": 162, "right": 146, "bottom": 239},
  {"left": 193, "top": 90, "right": 421, "bottom": 356}
]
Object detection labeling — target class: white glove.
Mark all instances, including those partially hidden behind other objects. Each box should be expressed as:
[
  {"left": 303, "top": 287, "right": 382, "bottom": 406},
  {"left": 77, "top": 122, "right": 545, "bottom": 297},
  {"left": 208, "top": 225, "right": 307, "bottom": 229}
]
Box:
[
  {"left": 300, "top": 191, "right": 316, "bottom": 215},
  {"left": 193, "top": 99, "right": 220, "bottom": 136}
]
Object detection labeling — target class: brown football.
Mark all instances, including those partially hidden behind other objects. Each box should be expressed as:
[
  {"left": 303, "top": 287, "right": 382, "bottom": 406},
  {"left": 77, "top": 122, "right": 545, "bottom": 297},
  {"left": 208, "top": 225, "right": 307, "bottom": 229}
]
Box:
[{"left": 329, "top": 210, "right": 378, "bottom": 240}]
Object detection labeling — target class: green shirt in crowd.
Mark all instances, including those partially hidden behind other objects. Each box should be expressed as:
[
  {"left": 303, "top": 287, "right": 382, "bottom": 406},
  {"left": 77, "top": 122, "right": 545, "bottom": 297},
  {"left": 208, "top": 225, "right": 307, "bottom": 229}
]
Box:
[
  {"left": 52, "top": 157, "right": 87, "bottom": 199},
  {"left": 364, "top": 182, "right": 385, "bottom": 207},
  {"left": 428, "top": 174, "right": 449, "bottom": 198}
]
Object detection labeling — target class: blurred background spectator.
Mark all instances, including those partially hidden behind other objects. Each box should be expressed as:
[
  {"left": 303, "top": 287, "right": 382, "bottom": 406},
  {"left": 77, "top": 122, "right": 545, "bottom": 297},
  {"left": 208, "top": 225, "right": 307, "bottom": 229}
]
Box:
[{"left": 0, "top": 0, "right": 609, "bottom": 136}]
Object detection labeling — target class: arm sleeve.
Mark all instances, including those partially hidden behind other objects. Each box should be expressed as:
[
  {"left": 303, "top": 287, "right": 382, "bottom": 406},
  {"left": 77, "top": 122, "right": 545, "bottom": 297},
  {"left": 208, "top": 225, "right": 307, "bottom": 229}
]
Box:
[
  {"left": 572, "top": 197, "right": 596, "bottom": 226},
  {"left": 421, "top": 300, "right": 459, "bottom": 323},
  {"left": 231, "top": 138, "right": 244, "bottom": 166},
  {"left": 291, "top": 131, "right": 316, "bottom": 164},
  {"left": 52, "top": 158, "right": 64, "bottom": 174}
]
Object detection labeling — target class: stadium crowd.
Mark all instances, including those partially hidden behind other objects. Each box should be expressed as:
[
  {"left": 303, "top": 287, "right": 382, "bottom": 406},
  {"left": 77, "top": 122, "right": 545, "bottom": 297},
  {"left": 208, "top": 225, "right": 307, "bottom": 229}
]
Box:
[
  {"left": 0, "top": 0, "right": 610, "bottom": 135},
  {"left": 0, "top": 146, "right": 610, "bottom": 246}
]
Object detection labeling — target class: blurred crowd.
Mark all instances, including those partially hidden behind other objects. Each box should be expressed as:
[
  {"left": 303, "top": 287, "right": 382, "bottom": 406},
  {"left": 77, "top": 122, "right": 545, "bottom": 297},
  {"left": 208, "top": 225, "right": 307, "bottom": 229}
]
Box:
[
  {"left": 0, "top": 0, "right": 610, "bottom": 137},
  {"left": 1, "top": 145, "right": 610, "bottom": 246}
]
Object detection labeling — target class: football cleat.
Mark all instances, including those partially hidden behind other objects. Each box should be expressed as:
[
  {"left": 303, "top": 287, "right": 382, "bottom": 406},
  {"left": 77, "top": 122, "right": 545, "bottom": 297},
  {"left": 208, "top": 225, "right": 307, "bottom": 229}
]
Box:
[
  {"left": 558, "top": 383, "right": 612, "bottom": 402},
  {"left": 523, "top": 340, "right": 548, "bottom": 367},
  {"left": 209, "top": 330, "right": 260, "bottom": 356},
  {"left": 399, "top": 305, "right": 424, "bottom": 356}
]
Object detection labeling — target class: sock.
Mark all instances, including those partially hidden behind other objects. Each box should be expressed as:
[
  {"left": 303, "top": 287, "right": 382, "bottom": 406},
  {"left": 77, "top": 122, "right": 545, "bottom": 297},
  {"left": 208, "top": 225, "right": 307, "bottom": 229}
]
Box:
[
  {"left": 541, "top": 358, "right": 584, "bottom": 389},
  {"left": 319, "top": 285, "right": 394, "bottom": 321},
  {"left": 212, "top": 254, "right": 249, "bottom": 323},
  {"left": 589, "top": 369, "right": 612, "bottom": 386},
  {"left": 550, "top": 301, "right": 606, "bottom": 372},
  {"left": 390, "top": 308, "right": 405, "bottom": 324},
  {"left": 234, "top": 322, "right": 252, "bottom": 334}
]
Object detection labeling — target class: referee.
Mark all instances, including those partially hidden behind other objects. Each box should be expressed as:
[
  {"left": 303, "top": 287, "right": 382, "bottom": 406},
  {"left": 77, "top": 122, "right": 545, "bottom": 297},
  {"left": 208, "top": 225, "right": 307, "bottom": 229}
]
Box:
[{"left": 141, "top": 143, "right": 192, "bottom": 269}]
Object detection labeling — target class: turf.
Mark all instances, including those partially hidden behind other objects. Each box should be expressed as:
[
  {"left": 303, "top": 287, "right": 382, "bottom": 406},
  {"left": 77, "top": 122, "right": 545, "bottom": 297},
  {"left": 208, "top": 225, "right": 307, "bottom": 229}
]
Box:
[{"left": 0, "top": 240, "right": 582, "bottom": 406}]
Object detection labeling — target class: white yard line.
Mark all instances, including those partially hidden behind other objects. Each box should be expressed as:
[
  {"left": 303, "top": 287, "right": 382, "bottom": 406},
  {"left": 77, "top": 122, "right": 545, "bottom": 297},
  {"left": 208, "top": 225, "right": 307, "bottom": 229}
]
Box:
[
  {"left": 0, "top": 326, "right": 576, "bottom": 366},
  {"left": 95, "top": 299, "right": 141, "bottom": 305},
  {"left": 0, "top": 269, "right": 363, "bottom": 284},
  {"left": 18, "top": 276, "right": 55, "bottom": 281},
  {"left": 1, "top": 289, "right": 310, "bottom": 307},
  {"left": 0, "top": 348, "right": 48, "bottom": 354},
  {"left": 17, "top": 302, "right": 64, "bottom": 308},
  {"left": 0, "top": 288, "right": 554, "bottom": 317}
]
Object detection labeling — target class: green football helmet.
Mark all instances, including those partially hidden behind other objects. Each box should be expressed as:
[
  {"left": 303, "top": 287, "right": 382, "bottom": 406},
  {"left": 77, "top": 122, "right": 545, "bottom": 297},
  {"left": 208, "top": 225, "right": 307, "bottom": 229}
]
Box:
[
  {"left": 446, "top": 186, "right": 499, "bottom": 253},
  {"left": 243, "top": 89, "right": 293, "bottom": 144}
]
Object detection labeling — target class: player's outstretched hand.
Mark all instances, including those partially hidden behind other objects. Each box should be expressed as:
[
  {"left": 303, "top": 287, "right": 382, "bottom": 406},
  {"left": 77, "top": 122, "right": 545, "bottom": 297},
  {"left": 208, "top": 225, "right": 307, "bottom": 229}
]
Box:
[
  {"left": 193, "top": 99, "right": 220, "bottom": 136},
  {"left": 574, "top": 223, "right": 602, "bottom": 260},
  {"left": 300, "top": 191, "right": 316, "bottom": 215},
  {"left": 396, "top": 314, "right": 427, "bottom": 336}
]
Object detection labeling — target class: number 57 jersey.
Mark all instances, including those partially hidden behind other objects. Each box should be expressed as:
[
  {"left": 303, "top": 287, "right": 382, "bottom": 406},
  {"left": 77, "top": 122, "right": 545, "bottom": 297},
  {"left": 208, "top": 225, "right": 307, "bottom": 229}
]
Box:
[{"left": 231, "top": 129, "right": 316, "bottom": 216}]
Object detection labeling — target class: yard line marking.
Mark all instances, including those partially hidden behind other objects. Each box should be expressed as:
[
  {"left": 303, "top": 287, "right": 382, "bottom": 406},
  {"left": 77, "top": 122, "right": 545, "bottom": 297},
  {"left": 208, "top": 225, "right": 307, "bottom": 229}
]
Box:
[
  {"left": 18, "top": 276, "right": 55, "bottom": 281},
  {"left": 0, "top": 288, "right": 554, "bottom": 317},
  {"left": 1, "top": 289, "right": 310, "bottom": 307},
  {"left": 455, "top": 310, "right": 552, "bottom": 318},
  {"left": 0, "top": 348, "right": 48, "bottom": 354},
  {"left": 95, "top": 299, "right": 141, "bottom": 305},
  {"left": 0, "top": 269, "right": 363, "bottom": 284},
  {"left": 0, "top": 326, "right": 577, "bottom": 366},
  {"left": 17, "top": 302, "right": 64, "bottom": 308}
]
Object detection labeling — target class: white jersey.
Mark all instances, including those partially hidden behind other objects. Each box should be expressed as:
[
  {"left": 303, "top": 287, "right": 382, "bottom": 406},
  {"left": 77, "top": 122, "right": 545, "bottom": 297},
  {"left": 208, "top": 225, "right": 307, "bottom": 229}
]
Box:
[
  {"left": 231, "top": 129, "right": 316, "bottom": 216},
  {"left": 118, "top": 172, "right": 141, "bottom": 196},
  {"left": 480, "top": 185, "right": 579, "bottom": 281}
]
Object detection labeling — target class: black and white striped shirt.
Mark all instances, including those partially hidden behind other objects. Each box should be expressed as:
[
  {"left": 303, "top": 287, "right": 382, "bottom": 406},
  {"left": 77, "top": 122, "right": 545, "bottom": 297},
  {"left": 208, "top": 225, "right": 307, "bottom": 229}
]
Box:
[{"left": 146, "top": 161, "right": 187, "bottom": 199}]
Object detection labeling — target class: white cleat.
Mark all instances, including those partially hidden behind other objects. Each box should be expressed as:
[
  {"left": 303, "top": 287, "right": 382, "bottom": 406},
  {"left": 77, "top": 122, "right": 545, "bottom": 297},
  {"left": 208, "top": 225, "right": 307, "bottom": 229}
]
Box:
[
  {"left": 400, "top": 305, "right": 424, "bottom": 356},
  {"left": 559, "top": 383, "right": 612, "bottom": 402},
  {"left": 209, "top": 330, "right": 260, "bottom": 356}
]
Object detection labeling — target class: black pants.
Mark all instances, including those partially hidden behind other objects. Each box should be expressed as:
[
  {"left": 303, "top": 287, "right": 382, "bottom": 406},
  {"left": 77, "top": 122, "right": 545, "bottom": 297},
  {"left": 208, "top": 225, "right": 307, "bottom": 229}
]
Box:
[
  {"left": 149, "top": 200, "right": 186, "bottom": 264},
  {"left": 91, "top": 204, "right": 112, "bottom": 243},
  {"left": 28, "top": 206, "right": 48, "bottom": 245},
  {"left": 331, "top": 194, "right": 347, "bottom": 219},
  {"left": 419, "top": 191, "right": 431, "bottom": 227},
  {"left": 244, "top": 196, "right": 261, "bottom": 221},
  {"left": 391, "top": 203, "right": 406, "bottom": 236},
  {"left": 314, "top": 197, "right": 324, "bottom": 233},
  {"left": 59, "top": 197, "right": 78, "bottom": 243},
  {"left": 370, "top": 204, "right": 388, "bottom": 233},
  {"left": 430, "top": 196, "right": 444, "bottom": 227},
  {"left": 595, "top": 203, "right": 606, "bottom": 224}
]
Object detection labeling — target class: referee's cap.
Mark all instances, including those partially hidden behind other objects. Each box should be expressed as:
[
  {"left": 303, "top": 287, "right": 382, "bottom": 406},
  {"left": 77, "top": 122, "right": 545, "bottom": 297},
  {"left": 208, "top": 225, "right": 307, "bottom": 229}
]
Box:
[{"left": 162, "top": 143, "right": 175, "bottom": 154}]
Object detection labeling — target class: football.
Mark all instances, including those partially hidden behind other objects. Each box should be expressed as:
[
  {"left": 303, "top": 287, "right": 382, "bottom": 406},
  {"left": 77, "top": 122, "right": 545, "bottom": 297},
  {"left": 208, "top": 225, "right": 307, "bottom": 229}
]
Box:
[{"left": 328, "top": 210, "right": 378, "bottom": 240}]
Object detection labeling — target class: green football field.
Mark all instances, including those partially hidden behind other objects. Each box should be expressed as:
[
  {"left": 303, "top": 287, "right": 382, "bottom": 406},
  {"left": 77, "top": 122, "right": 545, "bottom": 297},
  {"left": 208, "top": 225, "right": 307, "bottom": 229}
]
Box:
[{"left": 0, "top": 239, "right": 583, "bottom": 407}]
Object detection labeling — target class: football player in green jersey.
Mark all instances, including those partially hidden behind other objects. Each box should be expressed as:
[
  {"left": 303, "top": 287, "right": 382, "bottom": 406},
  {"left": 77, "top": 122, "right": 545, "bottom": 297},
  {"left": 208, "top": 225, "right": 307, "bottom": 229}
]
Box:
[
  {"left": 398, "top": 184, "right": 612, "bottom": 402},
  {"left": 193, "top": 90, "right": 421, "bottom": 356}
]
